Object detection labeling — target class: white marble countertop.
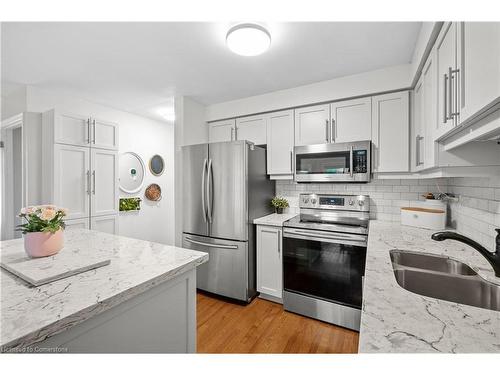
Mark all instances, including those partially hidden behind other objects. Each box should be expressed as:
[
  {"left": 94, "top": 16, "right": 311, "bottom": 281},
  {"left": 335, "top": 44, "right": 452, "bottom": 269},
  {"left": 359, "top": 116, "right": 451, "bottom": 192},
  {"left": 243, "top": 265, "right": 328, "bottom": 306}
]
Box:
[
  {"left": 0, "top": 229, "right": 208, "bottom": 349},
  {"left": 253, "top": 213, "right": 297, "bottom": 227},
  {"left": 359, "top": 221, "right": 500, "bottom": 353}
]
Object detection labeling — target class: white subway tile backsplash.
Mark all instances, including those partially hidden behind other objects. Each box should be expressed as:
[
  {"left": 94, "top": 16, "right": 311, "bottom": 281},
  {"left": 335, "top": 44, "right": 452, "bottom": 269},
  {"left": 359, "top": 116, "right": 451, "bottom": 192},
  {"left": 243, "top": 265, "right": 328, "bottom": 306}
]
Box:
[
  {"left": 393, "top": 185, "right": 410, "bottom": 192},
  {"left": 275, "top": 178, "right": 447, "bottom": 223},
  {"left": 276, "top": 176, "right": 499, "bottom": 250},
  {"left": 448, "top": 176, "right": 499, "bottom": 250}
]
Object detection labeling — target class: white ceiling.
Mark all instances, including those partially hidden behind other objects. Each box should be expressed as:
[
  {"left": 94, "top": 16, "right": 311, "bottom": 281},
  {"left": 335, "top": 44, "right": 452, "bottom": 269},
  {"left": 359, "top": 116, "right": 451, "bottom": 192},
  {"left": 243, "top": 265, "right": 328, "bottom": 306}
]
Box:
[{"left": 1, "top": 22, "right": 421, "bottom": 122}]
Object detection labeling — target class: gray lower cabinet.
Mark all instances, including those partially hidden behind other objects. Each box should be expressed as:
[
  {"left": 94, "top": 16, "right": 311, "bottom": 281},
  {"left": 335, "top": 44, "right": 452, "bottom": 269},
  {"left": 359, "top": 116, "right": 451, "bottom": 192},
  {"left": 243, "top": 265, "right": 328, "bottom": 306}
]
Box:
[
  {"left": 31, "top": 269, "right": 197, "bottom": 353},
  {"left": 256, "top": 225, "right": 283, "bottom": 302}
]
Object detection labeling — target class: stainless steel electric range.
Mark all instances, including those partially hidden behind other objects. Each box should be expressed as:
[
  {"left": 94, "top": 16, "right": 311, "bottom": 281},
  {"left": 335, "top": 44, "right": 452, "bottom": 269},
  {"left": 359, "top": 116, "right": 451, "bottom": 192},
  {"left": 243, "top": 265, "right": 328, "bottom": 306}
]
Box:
[{"left": 282, "top": 193, "right": 370, "bottom": 331}]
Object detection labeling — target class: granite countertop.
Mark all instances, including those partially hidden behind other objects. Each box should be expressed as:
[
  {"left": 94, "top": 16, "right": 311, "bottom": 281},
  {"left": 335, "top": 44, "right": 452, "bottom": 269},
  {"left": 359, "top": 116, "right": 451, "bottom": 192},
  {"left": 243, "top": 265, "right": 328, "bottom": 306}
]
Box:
[
  {"left": 253, "top": 213, "right": 298, "bottom": 227},
  {"left": 360, "top": 221, "right": 500, "bottom": 353},
  {"left": 0, "top": 229, "right": 208, "bottom": 349}
]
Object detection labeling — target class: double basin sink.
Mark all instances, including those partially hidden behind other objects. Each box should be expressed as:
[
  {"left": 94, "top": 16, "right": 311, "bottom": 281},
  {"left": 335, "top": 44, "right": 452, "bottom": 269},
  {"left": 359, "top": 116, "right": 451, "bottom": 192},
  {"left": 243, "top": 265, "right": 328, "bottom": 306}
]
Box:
[{"left": 390, "top": 250, "right": 500, "bottom": 312}]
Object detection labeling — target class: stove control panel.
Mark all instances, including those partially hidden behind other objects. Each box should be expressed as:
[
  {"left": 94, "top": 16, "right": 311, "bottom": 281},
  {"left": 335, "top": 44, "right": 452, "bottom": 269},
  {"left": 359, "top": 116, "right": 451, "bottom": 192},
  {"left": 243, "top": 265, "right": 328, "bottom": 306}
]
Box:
[{"left": 299, "top": 193, "right": 370, "bottom": 212}]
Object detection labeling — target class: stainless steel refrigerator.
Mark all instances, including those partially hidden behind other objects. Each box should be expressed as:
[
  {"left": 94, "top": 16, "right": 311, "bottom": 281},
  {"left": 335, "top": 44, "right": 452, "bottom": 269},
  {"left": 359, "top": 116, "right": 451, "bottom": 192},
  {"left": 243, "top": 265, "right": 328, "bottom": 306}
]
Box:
[{"left": 181, "top": 140, "right": 275, "bottom": 303}]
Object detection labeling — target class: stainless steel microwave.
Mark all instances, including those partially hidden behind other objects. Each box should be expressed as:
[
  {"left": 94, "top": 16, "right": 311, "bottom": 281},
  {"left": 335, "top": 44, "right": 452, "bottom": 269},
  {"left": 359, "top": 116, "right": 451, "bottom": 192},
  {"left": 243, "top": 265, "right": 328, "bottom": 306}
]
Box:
[{"left": 294, "top": 141, "right": 371, "bottom": 183}]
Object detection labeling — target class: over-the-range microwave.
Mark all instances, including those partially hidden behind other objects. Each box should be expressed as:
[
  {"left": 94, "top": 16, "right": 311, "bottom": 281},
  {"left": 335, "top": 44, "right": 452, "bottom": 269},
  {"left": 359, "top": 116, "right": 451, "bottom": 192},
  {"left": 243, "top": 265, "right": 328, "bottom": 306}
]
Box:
[{"left": 294, "top": 140, "right": 371, "bottom": 183}]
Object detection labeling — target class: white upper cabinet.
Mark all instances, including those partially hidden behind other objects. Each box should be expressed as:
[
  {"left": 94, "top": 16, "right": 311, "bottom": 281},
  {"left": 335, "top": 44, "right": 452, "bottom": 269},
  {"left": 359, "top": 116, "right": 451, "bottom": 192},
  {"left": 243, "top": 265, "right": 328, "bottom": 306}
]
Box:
[
  {"left": 435, "top": 22, "right": 459, "bottom": 139},
  {"left": 412, "top": 77, "right": 425, "bottom": 171},
  {"left": 371, "top": 91, "right": 410, "bottom": 173},
  {"left": 235, "top": 115, "right": 267, "bottom": 145},
  {"left": 458, "top": 22, "right": 500, "bottom": 124},
  {"left": 266, "top": 110, "right": 294, "bottom": 176},
  {"left": 52, "top": 144, "right": 90, "bottom": 220},
  {"left": 52, "top": 111, "right": 91, "bottom": 147},
  {"left": 412, "top": 49, "right": 438, "bottom": 172},
  {"left": 45, "top": 110, "right": 118, "bottom": 151},
  {"left": 330, "top": 97, "right": 372, "bottom": 143},
  {"left": 91, "top": 118, "right": 119, "bottom": 150},
  {"left": 256, "top": 225, "right": 282, "bottom": 300},
  {"left": 42, "top": 108, "right": 119, "bottom": 226},
  {"left": 208, "top": 119, "right": 236, "bottom": 143},
  {"left": 294, "top": 104, "right": 330, "bottom": 146},
  {"left": 91, "top": 148, "right": 118, "bottom": 217},
  {"left": 421, "top": 49, "right": 438, "bottom": 168}
]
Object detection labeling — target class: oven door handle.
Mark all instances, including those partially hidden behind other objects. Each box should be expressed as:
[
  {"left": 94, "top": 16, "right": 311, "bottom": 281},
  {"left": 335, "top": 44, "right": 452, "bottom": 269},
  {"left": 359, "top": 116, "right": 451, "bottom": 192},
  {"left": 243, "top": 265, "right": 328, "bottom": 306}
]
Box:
[{"left": 283, "top": 228, "right": 366, "bottom": 246}]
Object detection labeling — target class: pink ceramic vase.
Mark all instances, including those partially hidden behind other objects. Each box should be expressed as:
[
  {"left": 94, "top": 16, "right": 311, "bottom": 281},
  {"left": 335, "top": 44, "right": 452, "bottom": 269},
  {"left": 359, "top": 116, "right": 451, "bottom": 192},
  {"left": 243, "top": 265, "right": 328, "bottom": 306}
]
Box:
[{"left": 24, "top": 230, "right": 64, "bottom": 258}]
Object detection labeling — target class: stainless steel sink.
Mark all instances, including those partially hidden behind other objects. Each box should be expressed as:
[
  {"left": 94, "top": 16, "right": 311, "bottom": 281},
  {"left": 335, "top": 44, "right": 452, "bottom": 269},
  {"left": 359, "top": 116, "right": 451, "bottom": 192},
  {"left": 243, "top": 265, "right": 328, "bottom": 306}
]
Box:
[
  {"left": 390, "top": 250, "right": 477, "bottom": 276},
  {"left": 390, "top": 250, "right": 500, "bottom": 312}
]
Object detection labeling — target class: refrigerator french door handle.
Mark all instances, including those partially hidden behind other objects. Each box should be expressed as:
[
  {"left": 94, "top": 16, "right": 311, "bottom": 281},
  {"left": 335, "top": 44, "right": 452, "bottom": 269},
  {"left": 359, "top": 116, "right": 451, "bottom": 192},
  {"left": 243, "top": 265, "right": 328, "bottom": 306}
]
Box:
[
  {"left": 201, "top": 158, "right": 208, "bottom": 222},
  {"left": 184, "top": 237, "right": 238, "bottom": 249},
  {"left": 207, "top": 158, "right": 213, "bottom": 223}
]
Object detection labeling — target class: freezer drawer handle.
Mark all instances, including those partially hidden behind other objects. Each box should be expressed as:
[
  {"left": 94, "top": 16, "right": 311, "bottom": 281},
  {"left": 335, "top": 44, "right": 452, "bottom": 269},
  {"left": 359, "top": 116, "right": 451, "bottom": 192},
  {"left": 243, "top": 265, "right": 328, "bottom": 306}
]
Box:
[{"left": 185, "top": 237, "right": 238, "bottom": 249}]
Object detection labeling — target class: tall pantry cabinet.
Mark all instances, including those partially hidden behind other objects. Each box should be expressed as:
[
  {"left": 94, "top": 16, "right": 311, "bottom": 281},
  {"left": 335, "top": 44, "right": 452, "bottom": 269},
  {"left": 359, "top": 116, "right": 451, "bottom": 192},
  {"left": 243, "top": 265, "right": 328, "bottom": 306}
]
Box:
[{"left": 42, "top": 110, "right": 119, "bottom": 234}]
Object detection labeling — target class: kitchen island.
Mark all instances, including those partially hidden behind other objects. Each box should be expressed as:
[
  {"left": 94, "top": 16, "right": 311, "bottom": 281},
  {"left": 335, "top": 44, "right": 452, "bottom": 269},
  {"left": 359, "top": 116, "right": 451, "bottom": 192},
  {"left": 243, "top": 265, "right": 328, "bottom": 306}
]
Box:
[
  {"left": 0, "top": 229, "right": 208, "bottom": 353},
  {"left": 360, "top": 221, "right": 500, "bottom": 353}
]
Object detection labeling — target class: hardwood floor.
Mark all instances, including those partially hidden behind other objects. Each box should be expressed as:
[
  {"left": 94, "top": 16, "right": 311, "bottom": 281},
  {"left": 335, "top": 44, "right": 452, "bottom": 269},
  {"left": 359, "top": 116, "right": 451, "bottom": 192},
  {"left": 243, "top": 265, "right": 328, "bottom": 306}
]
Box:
[{"left": 197, "top": 292, "right": 359, "bottom": 353}]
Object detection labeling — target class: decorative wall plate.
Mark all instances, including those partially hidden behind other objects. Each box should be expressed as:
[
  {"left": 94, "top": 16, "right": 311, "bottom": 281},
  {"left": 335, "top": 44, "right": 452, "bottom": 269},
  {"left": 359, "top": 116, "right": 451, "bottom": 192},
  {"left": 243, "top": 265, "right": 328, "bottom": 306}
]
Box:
[
  {"left": 149, "top": 154, "right": 165, "bottom": 176},
  {"left": 119, "top": 152, "right": 145, "bottom": 193},
  {"left": 145, "top": 183, "right": 162, "bottom": 201}
]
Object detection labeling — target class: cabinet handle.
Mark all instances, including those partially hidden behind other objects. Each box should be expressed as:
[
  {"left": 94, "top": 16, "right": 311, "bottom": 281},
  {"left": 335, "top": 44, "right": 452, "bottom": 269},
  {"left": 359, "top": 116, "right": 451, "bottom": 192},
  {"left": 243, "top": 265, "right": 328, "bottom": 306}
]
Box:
[
  {"left": 331, "top": 119, "right": 336, "bottom": 143},
  {"left": 415, "top": 135, "right": 419, "bottom": 166},
  {"left": 443, "top": 73, "right": 448, "bottom": 123},
  {"left": 325, "top": 119, "right": 329, "bottom": 142},
  {"left": 290, "top": 151, "right": 293, "bottom": 172},
  {"left": 231, "top": 127, "right": 234, "bottom": 141},
  {"left": 86, "top": 119, "right": 91, "bottom": 144},
  {"left": 451, "top": 68, "right": 460, "bottom": 119},
  {"left": 448, "top": 67, "right": 453, "bottom": 121},
  {"left": 86, "top": 170, "right": 91, "bottom": 194},
  {"left": 278, "top": 229, "right": 281, "bottom": 255},
  {"left": 92, "top": 170, "right": 96, "bottom": 195},
  {"left": 92, "top": 119, "right": 96, "bottom": 144},
  {"left": 416, "top": 135, "right": 424, "bottom": 166}
]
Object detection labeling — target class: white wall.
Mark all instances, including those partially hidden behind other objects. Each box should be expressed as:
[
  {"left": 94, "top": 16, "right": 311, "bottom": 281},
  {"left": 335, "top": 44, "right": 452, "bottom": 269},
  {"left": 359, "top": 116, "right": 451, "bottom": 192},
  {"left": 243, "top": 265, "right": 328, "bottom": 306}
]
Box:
[
  {"left": 20, "top": 85, "right": 175, "bottom": 245},
  {"left": 1, "top": 85, "right": 27, "bottom": 120},
  {"left": 174, "top": 96, "right": 207, "bottom": 246},
  {"left": 205, "top": 64, "right": 412, "bottom": 121}
]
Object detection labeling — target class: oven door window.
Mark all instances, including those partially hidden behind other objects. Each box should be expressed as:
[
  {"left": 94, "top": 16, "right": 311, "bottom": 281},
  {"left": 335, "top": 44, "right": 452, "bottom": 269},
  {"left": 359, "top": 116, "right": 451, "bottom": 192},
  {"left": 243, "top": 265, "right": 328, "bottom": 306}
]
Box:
[
  {"left": 283, "top": 236, "right": 366, "bottom": 309},
  {"left": 295, "top": 151, "right": 350, "bottom": 175}
]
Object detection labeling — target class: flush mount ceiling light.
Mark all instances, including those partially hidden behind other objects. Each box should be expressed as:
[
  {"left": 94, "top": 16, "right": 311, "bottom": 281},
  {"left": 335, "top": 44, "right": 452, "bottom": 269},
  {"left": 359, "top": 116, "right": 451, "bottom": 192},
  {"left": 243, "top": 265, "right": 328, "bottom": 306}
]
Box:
[{"left": 226, "top": 24, "right": 271, "bottom": 56}]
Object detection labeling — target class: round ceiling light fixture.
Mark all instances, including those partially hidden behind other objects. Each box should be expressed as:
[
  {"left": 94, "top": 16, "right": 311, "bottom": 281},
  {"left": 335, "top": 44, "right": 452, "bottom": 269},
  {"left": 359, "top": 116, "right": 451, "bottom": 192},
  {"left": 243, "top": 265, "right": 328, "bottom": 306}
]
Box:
[{"left": 226, "top": 23, "right": 271, "bottom": 56}]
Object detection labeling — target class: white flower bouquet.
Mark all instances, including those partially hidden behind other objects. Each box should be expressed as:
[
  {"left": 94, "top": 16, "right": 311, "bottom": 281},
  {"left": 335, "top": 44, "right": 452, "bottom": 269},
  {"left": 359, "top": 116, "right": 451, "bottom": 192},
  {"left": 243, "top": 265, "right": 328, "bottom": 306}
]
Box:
[{"left": 17, "top": 205, "right": 68, "bottom": 234}]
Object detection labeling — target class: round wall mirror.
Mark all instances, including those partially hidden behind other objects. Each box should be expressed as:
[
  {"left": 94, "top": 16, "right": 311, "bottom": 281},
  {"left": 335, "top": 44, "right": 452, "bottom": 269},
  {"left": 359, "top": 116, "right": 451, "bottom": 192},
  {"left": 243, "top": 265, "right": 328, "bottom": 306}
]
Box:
[
  {"left": 119, "top": 152, "right": 145, "bottom": 193},
  {"left": 149, "top": 154, "right": 165, "bottom": 176}
]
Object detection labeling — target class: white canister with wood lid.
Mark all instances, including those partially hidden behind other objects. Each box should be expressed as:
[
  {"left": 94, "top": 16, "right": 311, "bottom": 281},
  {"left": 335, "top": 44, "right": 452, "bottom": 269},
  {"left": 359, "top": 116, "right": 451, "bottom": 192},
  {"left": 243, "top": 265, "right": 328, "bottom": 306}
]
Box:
[{"left": 401, "top": 206, "right": 446, "bottom": 230}]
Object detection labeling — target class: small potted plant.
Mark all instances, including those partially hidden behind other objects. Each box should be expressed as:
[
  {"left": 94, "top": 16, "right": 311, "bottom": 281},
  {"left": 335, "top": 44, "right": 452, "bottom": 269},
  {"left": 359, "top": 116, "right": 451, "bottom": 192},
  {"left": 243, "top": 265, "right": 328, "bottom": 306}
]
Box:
[
  {"left": 17, "top": 205, "right": 68, "bottom": 258},
  {"left": 271, "top": 196, "right": 289, "bottom": 214}
]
